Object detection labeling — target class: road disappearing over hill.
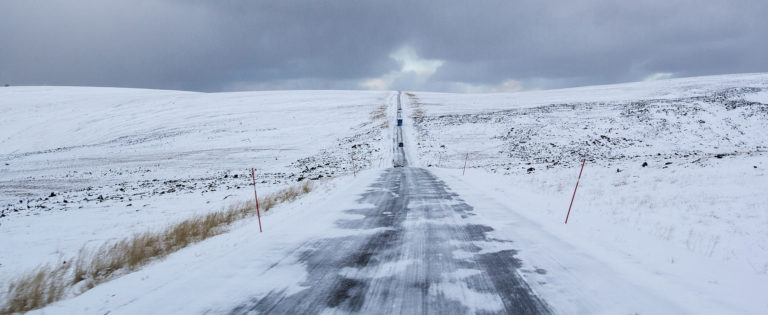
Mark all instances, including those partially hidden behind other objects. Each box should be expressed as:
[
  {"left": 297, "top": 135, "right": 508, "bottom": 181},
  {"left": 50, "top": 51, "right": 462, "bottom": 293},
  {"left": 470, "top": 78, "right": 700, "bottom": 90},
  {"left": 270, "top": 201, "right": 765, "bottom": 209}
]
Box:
[{"left": 226, "top": 93, "right": 550, "bottom": 314}]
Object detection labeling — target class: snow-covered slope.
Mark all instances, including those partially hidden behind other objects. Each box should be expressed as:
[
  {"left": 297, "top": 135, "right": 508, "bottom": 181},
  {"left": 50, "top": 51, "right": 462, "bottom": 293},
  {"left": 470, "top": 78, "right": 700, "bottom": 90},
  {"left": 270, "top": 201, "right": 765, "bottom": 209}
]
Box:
[
  {"left": 404, "top": 73, "right": 768, "bottom": 313},
  {"left": 408, "top": 73, "right": 768, "bottom": 171},
  {"left": 0, "top": 87, "right": 394, "bottom": 284}
]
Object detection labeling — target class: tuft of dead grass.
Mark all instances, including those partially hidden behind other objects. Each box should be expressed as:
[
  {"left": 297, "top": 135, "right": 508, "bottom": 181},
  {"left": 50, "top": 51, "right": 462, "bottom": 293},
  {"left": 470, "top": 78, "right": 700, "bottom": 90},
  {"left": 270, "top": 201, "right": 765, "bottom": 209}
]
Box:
[
  {"left": 370, "top": 104, "right": 387, "bottom": 121},
  {"left": 3, "top": 264, "right": 68, "bottom": 314},
  {"left": 1, "top": 180, "right": 314, "bottom": 314},
  {"left": 259, "top": 180, "right": 312, "bottom": 211},
  {"left": 369, "top": 105, "right": 389, "bottom": 129},
  {"left": 404, "top": 93, "right": 424, "bottom": 117}
]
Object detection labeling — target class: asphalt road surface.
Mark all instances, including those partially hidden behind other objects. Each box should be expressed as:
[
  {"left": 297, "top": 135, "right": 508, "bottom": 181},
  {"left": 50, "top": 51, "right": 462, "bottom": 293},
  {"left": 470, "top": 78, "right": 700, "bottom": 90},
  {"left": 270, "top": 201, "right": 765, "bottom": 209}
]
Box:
[
  {"left": 228, "top": 167, "right": 550, "bottom": 314},
  {"left": 394, "top": 91, "right": 407, "bottom": 167},
  {"left": 226, "top": 93, "right": 550, "bottom": 314}
]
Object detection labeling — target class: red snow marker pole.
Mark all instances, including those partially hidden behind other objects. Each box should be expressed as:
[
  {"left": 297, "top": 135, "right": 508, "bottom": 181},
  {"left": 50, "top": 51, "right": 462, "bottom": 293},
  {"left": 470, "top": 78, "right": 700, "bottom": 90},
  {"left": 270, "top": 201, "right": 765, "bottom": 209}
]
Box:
[
  {"left": 251, "top": 168, "right": 263, "bottom": 232},
  {"left": 462, "top": 153, "right": 469, "bottom": 175},
  {"left": 564, "top": 159, "right": 586, "bottom": 224}
]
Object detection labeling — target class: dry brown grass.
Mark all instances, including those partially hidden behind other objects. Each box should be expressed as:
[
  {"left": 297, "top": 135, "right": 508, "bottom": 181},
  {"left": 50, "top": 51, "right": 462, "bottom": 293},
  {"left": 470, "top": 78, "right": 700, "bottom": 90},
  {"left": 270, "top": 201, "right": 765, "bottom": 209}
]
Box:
[
  {"left": 404, "top": 93, "right": 424, "bottom": 117},
  {"left": 1, "top": 181, "right": 313, "bottom": 314},
  {"left": 370, "top": 104, "right": 387, "bottom": 121},
  {"left": 369, "top": 105, "right": 389, "bottom": 129},
  {"left": 3, "top": 264, "right": 68, "bottom": 314}
]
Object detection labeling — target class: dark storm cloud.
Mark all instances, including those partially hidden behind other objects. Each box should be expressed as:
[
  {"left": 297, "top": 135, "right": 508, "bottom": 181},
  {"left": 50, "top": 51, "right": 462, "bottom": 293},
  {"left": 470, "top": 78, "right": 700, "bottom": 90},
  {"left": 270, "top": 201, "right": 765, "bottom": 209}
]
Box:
[
  {"left": 1, "top": 0, "right": 766, "bottom": 92},
  {"left": 416, "top": 0, "right": 768, "bottom": 88}
]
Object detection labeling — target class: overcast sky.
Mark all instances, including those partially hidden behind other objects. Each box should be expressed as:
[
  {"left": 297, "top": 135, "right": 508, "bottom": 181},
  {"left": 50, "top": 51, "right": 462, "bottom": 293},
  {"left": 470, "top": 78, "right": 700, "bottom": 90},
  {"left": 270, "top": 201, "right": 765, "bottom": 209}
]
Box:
[{"left": 1, "top": 0, "right": 767, "bottom": 92}]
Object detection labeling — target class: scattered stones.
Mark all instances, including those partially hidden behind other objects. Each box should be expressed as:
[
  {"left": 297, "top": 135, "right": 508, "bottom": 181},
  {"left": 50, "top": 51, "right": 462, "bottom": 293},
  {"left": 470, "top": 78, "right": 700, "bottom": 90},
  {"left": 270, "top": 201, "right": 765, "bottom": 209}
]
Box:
[{"left": 2, "top": 105, "right": 386, "bottom": 219}]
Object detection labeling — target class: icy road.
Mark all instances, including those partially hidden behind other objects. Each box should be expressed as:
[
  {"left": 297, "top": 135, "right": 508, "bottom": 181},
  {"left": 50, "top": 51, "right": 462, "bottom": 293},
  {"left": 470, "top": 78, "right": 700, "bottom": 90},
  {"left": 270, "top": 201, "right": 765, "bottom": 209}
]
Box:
[
  {"left": 227, "top": 166, "right": 550, "bottom": 314},
  {"left": 228, "top": 93, "right": 548, "bottom": 313}
]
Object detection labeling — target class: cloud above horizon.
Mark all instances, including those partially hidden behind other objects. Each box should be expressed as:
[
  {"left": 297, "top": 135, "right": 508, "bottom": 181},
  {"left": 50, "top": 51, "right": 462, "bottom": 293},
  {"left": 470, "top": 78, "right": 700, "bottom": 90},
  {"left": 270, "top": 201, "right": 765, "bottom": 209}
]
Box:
[{"left": 1, "top": 0, "right": 766, "bottom": 92}]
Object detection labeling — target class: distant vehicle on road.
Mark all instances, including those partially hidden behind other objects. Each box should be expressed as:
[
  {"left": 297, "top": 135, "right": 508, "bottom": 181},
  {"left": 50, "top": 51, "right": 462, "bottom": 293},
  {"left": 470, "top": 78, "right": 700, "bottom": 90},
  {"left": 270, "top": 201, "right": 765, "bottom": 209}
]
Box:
[{"left": 398, "top": 142, "right": 404, "bottom": 147}]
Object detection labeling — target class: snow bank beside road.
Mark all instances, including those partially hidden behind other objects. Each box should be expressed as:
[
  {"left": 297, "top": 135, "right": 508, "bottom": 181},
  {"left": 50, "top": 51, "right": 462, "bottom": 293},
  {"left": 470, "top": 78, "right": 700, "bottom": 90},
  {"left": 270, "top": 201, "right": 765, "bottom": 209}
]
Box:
[
  {"left": 406, "top": 73, "right": 768, "bottom": 313},
  {"left": 433, "top": 159, "right": 768, "bottom": 314},
  {"left": 28, "top": 169, "right": 383, "bottom": 315},
  {"left": 407, "top": 73, "right": 768, "bottom": 272}
]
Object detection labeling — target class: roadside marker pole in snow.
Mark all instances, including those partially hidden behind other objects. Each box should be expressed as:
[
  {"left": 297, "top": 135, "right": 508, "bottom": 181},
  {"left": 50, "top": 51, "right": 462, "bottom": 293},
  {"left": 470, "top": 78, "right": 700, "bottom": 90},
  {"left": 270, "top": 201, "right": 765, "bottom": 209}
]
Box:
[
  {"left": 564, "top": 159, "right": 586, "bottom": 224},
  {"left": 462, "top": 153, "right": 469, "bottom": 175},
  {"left": 250, "top": 168, "right": 263, "bottom": 232}
]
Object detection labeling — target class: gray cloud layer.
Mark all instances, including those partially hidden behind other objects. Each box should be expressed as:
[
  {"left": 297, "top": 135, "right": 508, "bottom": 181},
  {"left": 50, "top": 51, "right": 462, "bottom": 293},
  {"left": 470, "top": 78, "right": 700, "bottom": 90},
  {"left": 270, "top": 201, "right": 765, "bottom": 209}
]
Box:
[{"left": 1, "top": 0, "right": 766, "bottom": 92}]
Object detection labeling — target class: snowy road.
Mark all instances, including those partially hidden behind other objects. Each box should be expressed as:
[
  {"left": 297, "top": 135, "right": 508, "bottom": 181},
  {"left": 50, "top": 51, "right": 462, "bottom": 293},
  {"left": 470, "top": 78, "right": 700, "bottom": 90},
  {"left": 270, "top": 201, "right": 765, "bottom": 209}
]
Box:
[
  {"left": 226, "top": 92, "right": 548, "bottom": 314},
  {"left": 227, "top": 167, "right": 550, "bottom": 314},
  {"left": 394, "top": 91, "right": 407, "bottom": 167}
]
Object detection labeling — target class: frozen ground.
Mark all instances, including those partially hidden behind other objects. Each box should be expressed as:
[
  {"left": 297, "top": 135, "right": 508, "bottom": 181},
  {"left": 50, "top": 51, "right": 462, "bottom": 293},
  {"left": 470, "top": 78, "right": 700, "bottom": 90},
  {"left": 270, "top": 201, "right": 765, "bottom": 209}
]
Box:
[
  {"left": 2, "top": 73, "right": 768, "bottom": 314},
  {"left": 0, "top": 88, "right": 394, "bottom": 285},
  {"left": 405, "top": 73, "right": 768, "bottom": 313}
]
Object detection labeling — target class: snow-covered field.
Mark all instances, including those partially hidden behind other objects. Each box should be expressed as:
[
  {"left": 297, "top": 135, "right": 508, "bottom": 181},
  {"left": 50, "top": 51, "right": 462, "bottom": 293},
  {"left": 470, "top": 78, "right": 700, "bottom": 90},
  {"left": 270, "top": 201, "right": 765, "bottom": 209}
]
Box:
[
  {"left": 408, "top": 73, "right": 768, "bottom": 171},
  {"left": 404, "top": 73, "right": 768, "bottom": 313},
  {"left": 2, "top": 73, "right": 768, "bottom": 314},
  {"left": 0, "top": 88, "right": 394, "bottom": 285}
]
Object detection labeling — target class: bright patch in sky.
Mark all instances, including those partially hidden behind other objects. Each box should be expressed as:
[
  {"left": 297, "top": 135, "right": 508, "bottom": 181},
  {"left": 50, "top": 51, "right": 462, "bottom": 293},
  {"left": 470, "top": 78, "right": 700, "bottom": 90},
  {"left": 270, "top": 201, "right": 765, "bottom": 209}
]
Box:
[
  {"left": 360, "top": 46, "right": 444, "bottom": 90},
  {"left": 390, "top": 46, "right": 444, "bottom": 76},
  {"left": 643, "top": 72, "right": 674, "bottom": 81}
]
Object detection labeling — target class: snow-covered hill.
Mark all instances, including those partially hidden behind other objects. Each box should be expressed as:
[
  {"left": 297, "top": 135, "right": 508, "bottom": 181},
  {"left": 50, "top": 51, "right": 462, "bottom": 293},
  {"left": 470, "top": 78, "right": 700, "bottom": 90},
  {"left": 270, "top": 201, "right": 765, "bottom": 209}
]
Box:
[
  {"left": 403, "top": 73, "right": 768, "bottom": 313},
  {"left": 0, "top": 88, "right": 394, "bottom": 284},
  {"left": 408, "top": 73, "right": 768, "bottom": 171},
  {"left": 2, "top": 73, "right": 768, "bottom": 314}
]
